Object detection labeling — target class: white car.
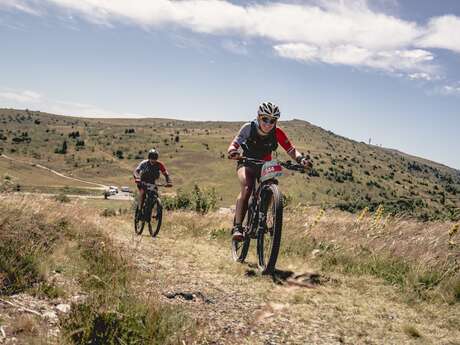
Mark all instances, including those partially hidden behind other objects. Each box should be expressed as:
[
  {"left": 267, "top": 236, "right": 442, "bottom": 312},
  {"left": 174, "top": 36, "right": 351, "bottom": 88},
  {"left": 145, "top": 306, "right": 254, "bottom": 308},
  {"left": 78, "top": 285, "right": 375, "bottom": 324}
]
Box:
[
  {"left": 109, "top": 186, "right": 119, "bottom": 194},
  {"left": 121, "top": 186, "right": 130, "bottom": 193}
]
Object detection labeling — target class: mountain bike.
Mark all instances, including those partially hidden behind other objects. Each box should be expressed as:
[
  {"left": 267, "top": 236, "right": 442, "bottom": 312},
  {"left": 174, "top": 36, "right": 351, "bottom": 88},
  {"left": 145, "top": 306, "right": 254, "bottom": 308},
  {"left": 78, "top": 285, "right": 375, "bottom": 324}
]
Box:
[
  {"left": 231, "top": 157, "right": 306, "bottom": 274},
  {"left": 134, "top": 182, "right": 163, "bottom": 238}
]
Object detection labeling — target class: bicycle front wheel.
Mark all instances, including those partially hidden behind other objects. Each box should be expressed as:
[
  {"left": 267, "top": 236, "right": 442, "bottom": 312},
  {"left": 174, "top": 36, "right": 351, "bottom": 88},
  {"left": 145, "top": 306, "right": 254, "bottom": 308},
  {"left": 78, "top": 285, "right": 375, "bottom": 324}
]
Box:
[
  {"left": 148, "top": 198, "right": 163, "bottom": 238},
  {"left": 257, "top": 184, "right": 283, "bottom": 274}
]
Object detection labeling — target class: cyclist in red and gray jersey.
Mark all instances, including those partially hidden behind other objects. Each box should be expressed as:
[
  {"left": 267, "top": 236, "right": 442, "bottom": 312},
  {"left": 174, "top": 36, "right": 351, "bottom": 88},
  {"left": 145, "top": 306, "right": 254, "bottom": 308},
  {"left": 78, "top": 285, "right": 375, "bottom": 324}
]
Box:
[
  {"left": 133, "top": 149, "right": 172, "bottom": 210},
  {"left": 228, "top": 102, "right": 312, "bottom": 241}
]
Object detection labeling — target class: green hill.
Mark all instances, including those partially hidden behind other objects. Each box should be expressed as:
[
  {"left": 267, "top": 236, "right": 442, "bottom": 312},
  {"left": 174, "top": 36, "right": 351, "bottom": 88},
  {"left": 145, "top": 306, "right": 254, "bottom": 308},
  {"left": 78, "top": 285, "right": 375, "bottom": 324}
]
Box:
[{"left": 1, "top": 108, "right": 459, "bottom": 220}]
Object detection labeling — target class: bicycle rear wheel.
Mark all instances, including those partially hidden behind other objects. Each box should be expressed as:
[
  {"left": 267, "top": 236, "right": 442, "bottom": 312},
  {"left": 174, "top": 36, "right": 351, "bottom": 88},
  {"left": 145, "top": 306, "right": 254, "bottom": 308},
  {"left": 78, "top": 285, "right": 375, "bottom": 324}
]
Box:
[
  {"left": 231, "top": 208, "right": 252, "bottom": 263},
  {"left": 148, "top": 198, "right": 163, "bottom": 238},
  {"left": 257, "top": 184, "right": 283, "bottom": 274}
]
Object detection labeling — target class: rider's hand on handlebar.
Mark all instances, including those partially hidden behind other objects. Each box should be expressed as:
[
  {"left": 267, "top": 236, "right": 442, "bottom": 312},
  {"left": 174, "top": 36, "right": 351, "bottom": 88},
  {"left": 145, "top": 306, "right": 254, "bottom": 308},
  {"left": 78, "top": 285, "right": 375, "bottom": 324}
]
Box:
[
  {"left": 302, "top": 158, "right": 313, "bottom": 169},
  {"left": 297, "top": 156, "right": 313, "bottom": 170},
  {"left": 227, "top": 150, "right": 241, "bottom": 160}
]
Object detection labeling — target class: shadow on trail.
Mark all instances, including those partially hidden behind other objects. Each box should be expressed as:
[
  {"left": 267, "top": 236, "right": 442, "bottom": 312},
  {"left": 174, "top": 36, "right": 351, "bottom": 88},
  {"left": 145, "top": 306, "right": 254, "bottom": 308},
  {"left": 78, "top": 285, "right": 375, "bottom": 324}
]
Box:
[
  {"left": 244, "top": 263, "right": 326, "bottom": 288},
  {"left": 272, "top": 270, "right": 323, "bottom": 288}
]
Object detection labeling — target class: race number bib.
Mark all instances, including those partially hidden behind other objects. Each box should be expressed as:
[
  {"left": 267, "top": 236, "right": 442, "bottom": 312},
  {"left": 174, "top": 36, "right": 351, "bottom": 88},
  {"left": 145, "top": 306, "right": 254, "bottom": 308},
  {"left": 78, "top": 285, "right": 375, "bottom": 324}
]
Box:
[{"left": 260, "top": 160, "right": 283, "bottom": 182}]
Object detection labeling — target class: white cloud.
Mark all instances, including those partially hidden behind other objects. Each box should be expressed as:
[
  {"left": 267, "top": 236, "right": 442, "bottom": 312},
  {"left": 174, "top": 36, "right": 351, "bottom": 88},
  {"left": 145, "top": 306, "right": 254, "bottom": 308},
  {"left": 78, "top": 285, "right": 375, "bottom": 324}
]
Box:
[
  {"left": 0, "top": 0, "right": 42, "bottom": 15},
  {"left": 0, "top": 89, "right": 42, "bottom": 103},
  {"left": 274, "top": 43, "right": 436, "bottom": 75},
  {"left": 408, "top": 72, "right": 434, "bottom": 81},
  {"left": 3, "top": 0, "right": 460, "bottom": 80},
  {"left": 417, "top": 15, "right": 460, "bottom": 53},
  {"left": 0, "top": 88, "right": 117, "bottom": 117},
  {"left": 222, "top": 40, "right": 248, "bottom": 55},
  {"left": 38, "top": 1, "right": 421, "bottom": 50},
  {"left": 440, "top": 84, "right": 460, "bottom": 96}
]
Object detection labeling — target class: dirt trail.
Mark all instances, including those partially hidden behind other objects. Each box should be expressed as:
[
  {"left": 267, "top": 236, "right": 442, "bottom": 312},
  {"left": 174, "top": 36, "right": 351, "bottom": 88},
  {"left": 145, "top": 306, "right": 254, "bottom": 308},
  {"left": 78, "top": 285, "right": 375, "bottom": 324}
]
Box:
[
  {"left": 108, "top": 215, "right": 459, "bottom": 345},
  {"left": 0, "top": 154, "right": 108, "bottom": 190}
]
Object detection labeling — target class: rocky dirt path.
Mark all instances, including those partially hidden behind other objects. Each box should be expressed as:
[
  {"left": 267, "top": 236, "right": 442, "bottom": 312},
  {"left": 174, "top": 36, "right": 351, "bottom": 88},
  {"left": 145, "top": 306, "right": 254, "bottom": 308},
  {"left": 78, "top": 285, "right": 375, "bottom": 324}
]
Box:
[{"left": 108, "top": 215, "right": 459, "bottom": 345}]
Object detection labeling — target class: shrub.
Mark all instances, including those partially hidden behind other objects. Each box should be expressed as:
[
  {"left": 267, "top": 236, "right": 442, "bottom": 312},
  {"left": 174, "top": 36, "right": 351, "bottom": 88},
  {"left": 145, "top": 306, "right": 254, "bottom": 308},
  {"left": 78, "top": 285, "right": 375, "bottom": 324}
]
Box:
[
  {"left": 282, "top": 193, "right": 293, "bottom": 208},
  {"left": 55, "top": 140, "right": 68, "bottom": 154},
  {"left": 162, "top": 189, "right": 192, "bottom": 211},
  {"left": 114, "top": 150, "right": 124, "bottom": 159},
  {"left": 100, "top": 208, "right": 117, "bottom": 217},
  {"left": 55, "top": 193, "right": 71, "bottom": 203},
  {"left": 162, "top": 185, "right": 216, "bottom": 214},
  {"left": 191, "top": 184, "right": 216, "bottom": 214}
]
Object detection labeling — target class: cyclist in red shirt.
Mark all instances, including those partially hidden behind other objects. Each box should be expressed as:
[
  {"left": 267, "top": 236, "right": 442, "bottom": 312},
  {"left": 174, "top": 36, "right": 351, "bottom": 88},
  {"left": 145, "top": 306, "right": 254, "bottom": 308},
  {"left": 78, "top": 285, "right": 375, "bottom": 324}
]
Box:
[
  {"left": 133, "top": 149, "right": 172, "bottom": 210},
  {"left": 228, "top": 102, "right": 312, "bottom": 241}
]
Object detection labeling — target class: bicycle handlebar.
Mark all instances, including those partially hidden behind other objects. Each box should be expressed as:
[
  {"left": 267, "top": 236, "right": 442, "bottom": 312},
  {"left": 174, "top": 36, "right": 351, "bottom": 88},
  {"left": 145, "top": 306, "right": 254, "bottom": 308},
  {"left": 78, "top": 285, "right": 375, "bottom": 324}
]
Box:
[
  {"left": 139, "top": 181, "right": 170, "bottom": 188},
  {"left": 237, "top": 157, "right": 307, "bottom": 173}
]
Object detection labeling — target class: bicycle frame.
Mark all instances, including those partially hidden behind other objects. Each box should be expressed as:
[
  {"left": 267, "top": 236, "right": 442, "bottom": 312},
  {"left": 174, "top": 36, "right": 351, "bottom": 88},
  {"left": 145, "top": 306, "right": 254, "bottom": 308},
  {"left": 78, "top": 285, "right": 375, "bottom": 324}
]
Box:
[
  {"left": 240, "top": 157, "right": 294, "bottom": 235},
  {"left": 140, "top": 182, "right": 162, "bottom": 221},
  {"left": 246, "top": 177, "right": 277, "bottom": 238}
]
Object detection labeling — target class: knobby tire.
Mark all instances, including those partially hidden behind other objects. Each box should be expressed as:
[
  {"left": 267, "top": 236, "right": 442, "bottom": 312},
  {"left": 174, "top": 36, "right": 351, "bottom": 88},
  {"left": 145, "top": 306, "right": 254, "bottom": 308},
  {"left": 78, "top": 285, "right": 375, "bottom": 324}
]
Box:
[{"left": 257, "top": 183, "right": 283, "bottom": 274}]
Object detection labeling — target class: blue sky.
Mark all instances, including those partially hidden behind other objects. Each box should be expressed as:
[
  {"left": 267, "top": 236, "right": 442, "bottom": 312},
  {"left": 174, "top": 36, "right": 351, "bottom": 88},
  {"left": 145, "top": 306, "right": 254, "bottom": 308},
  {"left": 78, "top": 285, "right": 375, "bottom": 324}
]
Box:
[{"left": 0, "top": 0, "right": 459, "bottom": 169}]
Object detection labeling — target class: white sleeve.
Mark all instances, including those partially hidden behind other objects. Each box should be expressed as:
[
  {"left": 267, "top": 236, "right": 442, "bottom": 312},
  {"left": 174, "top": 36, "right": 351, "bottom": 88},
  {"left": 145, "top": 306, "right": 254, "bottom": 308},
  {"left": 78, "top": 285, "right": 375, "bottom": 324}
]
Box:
[{"left": 231, "top": 122, "right": 251, "bottom": 148}]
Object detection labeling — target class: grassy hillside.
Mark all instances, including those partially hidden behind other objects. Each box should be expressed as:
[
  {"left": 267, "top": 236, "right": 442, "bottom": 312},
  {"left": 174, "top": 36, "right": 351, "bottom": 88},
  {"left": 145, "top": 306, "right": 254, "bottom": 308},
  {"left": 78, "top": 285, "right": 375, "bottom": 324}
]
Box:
[{"left": 1, "top": 108, "right": 459, "bottom": 220}]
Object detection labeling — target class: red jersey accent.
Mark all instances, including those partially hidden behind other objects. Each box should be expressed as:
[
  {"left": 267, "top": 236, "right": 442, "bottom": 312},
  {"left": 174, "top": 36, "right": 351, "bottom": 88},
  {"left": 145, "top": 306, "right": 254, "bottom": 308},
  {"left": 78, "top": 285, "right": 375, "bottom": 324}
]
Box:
[
  {"left": 157, "top": 161, "right": 167, "bottom": 174},
  {"left": 275, "top": 127, "right": 294, "bottom": 152}
]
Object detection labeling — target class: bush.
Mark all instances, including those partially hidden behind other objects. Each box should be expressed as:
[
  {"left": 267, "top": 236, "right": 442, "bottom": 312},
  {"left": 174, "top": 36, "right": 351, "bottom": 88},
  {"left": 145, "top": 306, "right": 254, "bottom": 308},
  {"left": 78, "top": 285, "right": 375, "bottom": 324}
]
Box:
[
  {"left": 114, "top": 150, "right": 124, "bottom": 159},
  {"left": 282, "top": 193, "right": 293, "bottom": 208},
  {"left": 55, "top": 140, "right": 68, "bottom": 154},
  {"left": 162, "top": 185, "right": 216, "bottom": 214},
  {"left": 192, "top": 184, "right": 216, "bottom": 214},
  {"left": 162, "top": 189, "right": 191, "bottom": 211},
  {"left": 100, "top": 208, "right": 117, "bottom": 217},
  {"left": 55, "top": 193, "right": 71, "bottom": 203}
]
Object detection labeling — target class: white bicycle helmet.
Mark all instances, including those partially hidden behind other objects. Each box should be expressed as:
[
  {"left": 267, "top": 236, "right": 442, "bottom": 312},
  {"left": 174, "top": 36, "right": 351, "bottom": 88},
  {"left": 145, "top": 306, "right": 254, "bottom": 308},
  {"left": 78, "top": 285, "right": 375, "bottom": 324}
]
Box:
[{"left": 257, "top": 101, "right": 281, "bottom": 119}]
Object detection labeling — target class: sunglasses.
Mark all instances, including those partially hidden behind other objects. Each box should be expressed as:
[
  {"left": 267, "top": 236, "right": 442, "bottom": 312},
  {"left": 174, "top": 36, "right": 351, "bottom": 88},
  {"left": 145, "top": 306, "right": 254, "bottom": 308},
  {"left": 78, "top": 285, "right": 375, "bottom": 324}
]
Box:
[{"left": 260, "top": 116, "right": 277, "bottom": 125}]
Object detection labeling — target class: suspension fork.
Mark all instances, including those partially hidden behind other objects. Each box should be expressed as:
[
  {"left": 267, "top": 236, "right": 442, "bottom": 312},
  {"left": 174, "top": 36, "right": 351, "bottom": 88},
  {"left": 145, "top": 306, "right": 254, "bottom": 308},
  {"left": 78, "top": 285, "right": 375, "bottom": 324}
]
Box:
[
  {"left": 256, "top": 181, "right": 276, "bottom": 234},
  {"left": 246, "top": 186, "right": 260, "bottom": 237},
  {"left": 254, "top": 184, "right": 269, "bottom": 236}
]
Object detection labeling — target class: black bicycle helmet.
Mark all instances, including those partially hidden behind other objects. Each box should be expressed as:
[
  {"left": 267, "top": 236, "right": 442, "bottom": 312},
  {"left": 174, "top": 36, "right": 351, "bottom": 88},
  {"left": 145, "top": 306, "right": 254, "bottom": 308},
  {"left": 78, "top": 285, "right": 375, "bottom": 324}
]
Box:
[{"left": 148, "top": 149, "right": 159, "bottom": 160}]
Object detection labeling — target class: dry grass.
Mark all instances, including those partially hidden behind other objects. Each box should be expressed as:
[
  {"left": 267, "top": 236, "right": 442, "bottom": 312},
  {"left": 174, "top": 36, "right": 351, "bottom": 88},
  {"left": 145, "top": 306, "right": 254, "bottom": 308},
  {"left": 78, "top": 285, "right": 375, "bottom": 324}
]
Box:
[
  {"left": 0, "top": 194, "right": 197, "bottom": 345},
  {"left": 10, "top": 314, "right": 39, "bottom": 336},
  {"left": 119, "top": 207, "right": 460, "bottom": 344},
  {"left": 156, "top": 204, "right": 460, "bottom": 304},
  {"left": 402, "top": 324, "right": 422, "bottom": 338},
  {"left": 1, "top": 193, "right": 459, "bottom": 343}
]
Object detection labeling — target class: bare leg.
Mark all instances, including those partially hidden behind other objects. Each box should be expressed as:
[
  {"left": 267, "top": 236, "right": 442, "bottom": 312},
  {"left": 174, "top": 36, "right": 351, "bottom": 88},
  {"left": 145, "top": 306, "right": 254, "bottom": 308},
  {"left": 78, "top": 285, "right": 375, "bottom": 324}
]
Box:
[
  {"left": 234, "top": 166, "right": 256, "bottom": 225},
  {"left": 138, "top": 188, "right": 145, "bottom": 210}
]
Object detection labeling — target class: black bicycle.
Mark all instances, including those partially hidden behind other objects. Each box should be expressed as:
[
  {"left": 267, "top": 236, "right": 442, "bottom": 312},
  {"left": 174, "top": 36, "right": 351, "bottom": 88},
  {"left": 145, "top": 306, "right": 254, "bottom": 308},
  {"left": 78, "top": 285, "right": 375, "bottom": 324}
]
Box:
[
  {"left": 231, "top": 157, "right": 306, "bottom": 274},
  {"left": 134, "top": 182, "right": 163, "bottom": 238}
]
